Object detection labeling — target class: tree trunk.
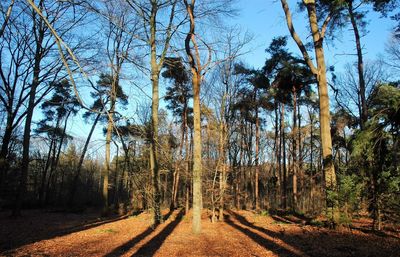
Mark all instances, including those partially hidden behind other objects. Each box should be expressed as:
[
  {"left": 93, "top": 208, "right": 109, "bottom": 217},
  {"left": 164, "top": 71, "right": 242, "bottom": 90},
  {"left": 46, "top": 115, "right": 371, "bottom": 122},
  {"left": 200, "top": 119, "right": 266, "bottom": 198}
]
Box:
[
  {"left": 13, "top": 3, "right": 45, "bottom": 215},
  {"left": 149, "top": 2, "right": 162, "bottom": 223},
  {"left": 171, "top": 107, "right": 187, "bottom": 210},
  {"left": 274, "top": 103, "right": 280, "bottom": 209},
  {"left": 0, "top": 112, "right": 14, "bottom": 189},
  {"left": 348, "top": 1, "right": 367, "bottom": 129},
  {"left": 305, "top": 0, "right": 338, "bottom": 224},
  {"left": 13, "top": 79, "right": 39, "bottom": 216},
  {"left": 236, "top": 132, "right": 244, "bottom": 210},
  {"left": 280, "top": 0, "right": 338, "bottom": 224},
  {"left": 281, "top": 103, "right": 287, "bottom": 210},
  {"left": 219, "top": 92, "right": 227, "bottom": 220},
  {"left": 292, "top": 88, "right": 298, "bottom": 211},
  {"left": 69, "top": 111, "right": 102, "bottom": 206},
  {"left": 191, "top": 72, "right": 202, "bottom": 233},
  {"left": 184, "top": 0, "right": 203, "bottom": 234},
  {"left": 150, "top": 72, "right": 161, "bottom": 223},
  {"left": 45, "top": 112, "right": 70, "bottom": 205},
  {"left": 103, "top": 101, "right": 115, "bottom": 215},
  {"left": 255, "top": 108, "right": 260, "bottom": 210},
  {"left": 184, "top": 125, "right": 191, "bottom": 215},
  {"left": 39, "top": 133, "right": 55, "bottom": 204}
]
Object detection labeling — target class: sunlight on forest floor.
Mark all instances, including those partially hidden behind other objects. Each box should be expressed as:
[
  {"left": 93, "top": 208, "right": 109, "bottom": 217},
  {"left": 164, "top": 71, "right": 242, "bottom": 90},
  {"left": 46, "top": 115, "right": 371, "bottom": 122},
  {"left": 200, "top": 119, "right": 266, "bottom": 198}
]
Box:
[{"left": 0, "top": 209, "right": 399, "bottom": 257}]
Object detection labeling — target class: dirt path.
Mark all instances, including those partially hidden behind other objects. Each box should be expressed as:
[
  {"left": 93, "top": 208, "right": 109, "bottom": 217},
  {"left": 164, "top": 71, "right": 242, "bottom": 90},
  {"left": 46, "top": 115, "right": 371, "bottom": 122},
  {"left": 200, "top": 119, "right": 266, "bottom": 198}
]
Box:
[{"left": 0, "top": 209, "right": 399, "bottom": 256}]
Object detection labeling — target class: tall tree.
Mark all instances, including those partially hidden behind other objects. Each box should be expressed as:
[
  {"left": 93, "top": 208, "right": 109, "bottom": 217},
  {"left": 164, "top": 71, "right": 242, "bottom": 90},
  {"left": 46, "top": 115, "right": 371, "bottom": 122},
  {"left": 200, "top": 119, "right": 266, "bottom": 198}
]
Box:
[
  {"left": 35, "top": 79, "right": 79, "bottom": 205},
  {"left": 162, "top": 57, "right": 192, "bottom": 210},
  {"left": 125, "top": 0, "right": 180, "bottom": 224},
  {"left": 183, "top": 0, "right": 221, "bottom": 233},
  {"left": 233, "top": 63, "right": 269, "bottom": 210},
  {"left": 279, "top": 0, "right": 339, "bottom": 224},
  {"left": 11, "top": 0, "right": 90, "bottom": 215},
  {"left": 319, "top": 0, "right": 398, "bottom": 128},
  {"left": 101, "top": 0, "right": 133, "bottom": 215},
  {"left": 266, "top": 37, "right": 313, "bottom": 211}
]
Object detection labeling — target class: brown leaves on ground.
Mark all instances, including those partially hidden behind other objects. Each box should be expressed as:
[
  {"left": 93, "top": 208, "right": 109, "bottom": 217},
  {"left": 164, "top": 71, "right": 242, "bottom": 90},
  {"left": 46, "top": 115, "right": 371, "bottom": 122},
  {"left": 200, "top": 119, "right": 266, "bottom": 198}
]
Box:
[{"left": 0, "top": 209, "right": 399, "bottom": 257}]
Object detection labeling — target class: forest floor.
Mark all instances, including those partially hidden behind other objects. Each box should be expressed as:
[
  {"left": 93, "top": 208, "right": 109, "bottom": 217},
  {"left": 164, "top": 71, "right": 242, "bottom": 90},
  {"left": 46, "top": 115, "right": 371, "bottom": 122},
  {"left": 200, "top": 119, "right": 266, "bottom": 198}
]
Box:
[{"left": 0, "top": 208, "right": 399, "bottom": 257}]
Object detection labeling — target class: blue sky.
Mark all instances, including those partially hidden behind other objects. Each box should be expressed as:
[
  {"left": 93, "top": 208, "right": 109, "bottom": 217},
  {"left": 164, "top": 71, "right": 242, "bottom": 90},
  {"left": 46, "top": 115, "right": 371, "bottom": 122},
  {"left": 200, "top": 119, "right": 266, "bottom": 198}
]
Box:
[
  {"left": 65, "top": 0, "right": 397, "bottom": 155},
  {"left": 236, "top": 0, "right": 396, "bottom": 70}
]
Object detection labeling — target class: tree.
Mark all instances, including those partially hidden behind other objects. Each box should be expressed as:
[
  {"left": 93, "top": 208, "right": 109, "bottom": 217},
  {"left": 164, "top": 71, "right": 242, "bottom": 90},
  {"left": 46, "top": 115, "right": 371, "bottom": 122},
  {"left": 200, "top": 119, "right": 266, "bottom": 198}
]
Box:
[
  {"left": 101, "top": 0, "right": 133, "bottom": 215},
  {"left": 233, "top": 63, "right": 269, "bottom": 210},
  {"left": 0, "top": 0, "right": 15, "bottom": 38},
  {"left": 125, "top": 0, "right": 181, "bottom": 224},
  {"left": 318, "top": 0, "right": 398, "bottom": 129},
  {"left": 334, "top": 60, "right": 386, "bottom": 125},
  {"left": 385, "top": 33, "right": 400, "bottom": 73},
  {"left": 279, "top": 0, "right": 339, "bottom": 225},
  {"left": 352, "top": 83, "right": 400, "bottom": 230},
  {"left": 184, "top": 0, "right": 204, "bottom": 234},
  {"left": 210, "top": 27, "right": 253, "bottom": 217},
  {"left": 35, "top": 79, "right": 79, "bottom": 205},
  {"left": 162, "top": 57, "right": 192, "bottom": 210},
  {"left": 13, "top": 0, "right": 88, "bottom": 216},
  {"left": 97, "top": 73, "right": 128, "bottom": 214}
]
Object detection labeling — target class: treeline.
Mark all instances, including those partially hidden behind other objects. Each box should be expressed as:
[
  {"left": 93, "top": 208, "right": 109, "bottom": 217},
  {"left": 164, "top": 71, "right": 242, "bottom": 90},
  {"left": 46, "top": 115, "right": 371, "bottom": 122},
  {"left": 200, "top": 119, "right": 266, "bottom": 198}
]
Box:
[{"left": 0, "top": 0, "right": 399, "bottom": 233}]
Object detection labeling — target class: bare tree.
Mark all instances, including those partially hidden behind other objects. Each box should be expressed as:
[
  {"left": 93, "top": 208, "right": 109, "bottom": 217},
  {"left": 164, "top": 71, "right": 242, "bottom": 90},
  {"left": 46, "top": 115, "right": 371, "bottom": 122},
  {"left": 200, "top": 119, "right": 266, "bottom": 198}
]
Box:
[
  {"left": 0, "top": 0, "right": 15, "bottom": 38},
  {"left": 124, "top": 0, "right": 182, "bottom": 224},
  {"left": 100, "top": 0, "right": 136, "bottom": 215},
  {"left": 12, "top": 0, "right": 90, "bottom": 216},
  {"left": 334, "top": 60, "right": 386, "bottom": 120}
]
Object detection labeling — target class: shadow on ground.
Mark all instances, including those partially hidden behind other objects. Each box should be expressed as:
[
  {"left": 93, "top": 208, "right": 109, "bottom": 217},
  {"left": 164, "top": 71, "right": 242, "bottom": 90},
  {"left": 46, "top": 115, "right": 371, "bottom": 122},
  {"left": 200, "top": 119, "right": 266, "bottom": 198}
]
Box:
[
  {"left": 225, "top": 211, "right": 304, "bottom": 256},
  {"left": 0, "top": 210, "right": 138, "bottom": 252},
  {"left": 226, "top": 210, "right": 400, "bottom": 257},
  {"left": 105, "top": 209, "right": 183, "bottom": 257}
]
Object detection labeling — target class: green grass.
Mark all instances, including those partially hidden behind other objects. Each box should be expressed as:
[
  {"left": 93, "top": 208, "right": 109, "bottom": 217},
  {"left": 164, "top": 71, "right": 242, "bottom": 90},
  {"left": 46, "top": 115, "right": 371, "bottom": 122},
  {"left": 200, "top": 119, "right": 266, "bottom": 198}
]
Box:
[{"left": 97, "top": 228, "right": 118, "bottom": 234}]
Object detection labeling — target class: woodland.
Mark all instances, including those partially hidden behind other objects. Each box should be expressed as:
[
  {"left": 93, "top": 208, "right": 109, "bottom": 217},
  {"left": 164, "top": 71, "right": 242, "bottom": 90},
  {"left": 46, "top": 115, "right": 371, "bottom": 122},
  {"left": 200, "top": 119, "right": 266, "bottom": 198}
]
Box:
[{"left": 0, "top": 0, "right": 399, "bottom": 256}]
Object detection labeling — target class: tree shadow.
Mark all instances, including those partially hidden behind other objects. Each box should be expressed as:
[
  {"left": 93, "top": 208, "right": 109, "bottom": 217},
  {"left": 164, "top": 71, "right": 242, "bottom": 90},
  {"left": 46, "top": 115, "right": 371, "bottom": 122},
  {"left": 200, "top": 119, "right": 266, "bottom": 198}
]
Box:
[
  {"left": 270, "top": 215, "right": 294, "bottom": 224},
  {"left": 132, "top": 209, "right": 184, "bottom": 257},
  {"left": 349, "top": 225, "right": 400, "bottom": 240},
  {"left": 268, "top": 209, "right": 313, "bottom": 225},
  {"left": 270, "top": 210, "right": 399, "bottom": 240},
  {"left": 227, "top": 210, "right": 400, "bottom": 257},
  {"left": 225, "top": 212, "right": 303, "bottom": 256},
  {"left": 104, "top": 209, "right": 180, "bottom": 257},
  {"left": 0, "top": 211, "right": 137, "bottom": 252},
  {"left": 104, "top": 225, "right": 157, "bottom": 257}
]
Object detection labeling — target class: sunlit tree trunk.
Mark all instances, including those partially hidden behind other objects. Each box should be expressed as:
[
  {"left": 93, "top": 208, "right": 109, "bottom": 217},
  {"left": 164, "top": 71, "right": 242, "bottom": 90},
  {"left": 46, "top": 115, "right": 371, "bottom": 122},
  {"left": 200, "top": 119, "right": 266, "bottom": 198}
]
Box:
[
  {"left": 103, "top": 98, "right": 115, "bottom": 214},
  {"left": 292, "top": 87, "right": 298, "bottom": 211},
  {"left": 171, "top": 105, "right": 187, "bottom": 210},
  {"left": 184, "top": 0, "right": 206, "bottom": 234},
  {"left": 255, "top": 107, "right": 260, "bottom": 210},
  {"left": 281, "top": 103, "right": 287, "bottom": 210},
  {"left": 146, "top": 0, "right": 177, "bottom": 224},
  {"left": 191, "top": 71, "right": 202, "bottom": 233},
  {"left": 275, "top": 102, "right": 280, "bottom": 208},
  {"left": 149, "top": 1, "right": 162, "bottom": 222},
  {"left": 280, "top": 0, "right": 338, "bottom": 224},
  {"left": 219, "top": 96, "right": 227, "bottom": 220}
]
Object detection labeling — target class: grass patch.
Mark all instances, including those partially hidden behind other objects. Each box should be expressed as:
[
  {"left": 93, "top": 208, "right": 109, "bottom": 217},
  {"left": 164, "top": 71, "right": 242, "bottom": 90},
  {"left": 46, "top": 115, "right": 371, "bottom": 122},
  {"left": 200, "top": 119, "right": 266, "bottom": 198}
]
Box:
[{"left": 97, "top": 228, "right": 118, "bottom": 234}]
